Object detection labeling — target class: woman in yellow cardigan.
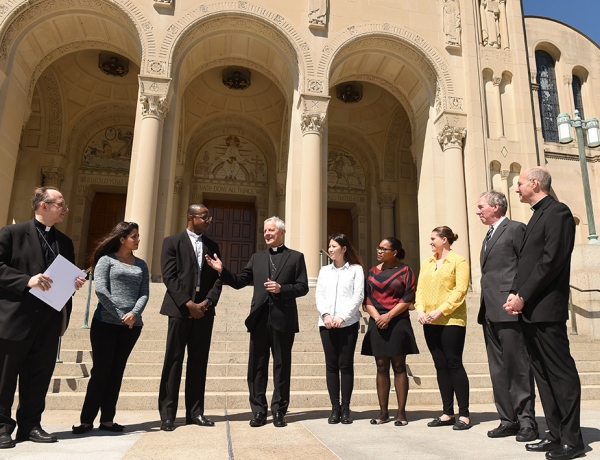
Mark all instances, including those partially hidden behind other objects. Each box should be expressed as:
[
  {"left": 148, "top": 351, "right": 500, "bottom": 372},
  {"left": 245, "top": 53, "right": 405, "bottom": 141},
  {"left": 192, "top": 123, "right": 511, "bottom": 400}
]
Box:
[{"left": 414, "top": 226, "right": 471, "bottom": 430}]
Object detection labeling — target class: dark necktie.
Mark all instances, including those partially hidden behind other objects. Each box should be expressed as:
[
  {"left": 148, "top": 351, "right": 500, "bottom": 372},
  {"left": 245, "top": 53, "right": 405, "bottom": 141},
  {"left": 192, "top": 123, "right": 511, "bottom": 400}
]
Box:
[{"left": 484, "top": 227, "right": 494, "bottom": 251}]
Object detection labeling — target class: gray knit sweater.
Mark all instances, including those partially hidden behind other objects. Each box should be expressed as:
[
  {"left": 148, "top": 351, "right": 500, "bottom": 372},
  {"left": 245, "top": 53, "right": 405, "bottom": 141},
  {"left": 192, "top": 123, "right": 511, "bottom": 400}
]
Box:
[{"left": 93, "top": 253, "right": 149, "bottom": 327}]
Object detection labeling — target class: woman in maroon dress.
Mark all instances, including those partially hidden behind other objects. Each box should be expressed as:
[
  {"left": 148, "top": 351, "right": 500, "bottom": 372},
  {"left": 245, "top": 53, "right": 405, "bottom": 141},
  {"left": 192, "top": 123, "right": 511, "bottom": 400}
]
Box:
[{"left": 361, "top": 237, "right": 419, "bottom": 426}]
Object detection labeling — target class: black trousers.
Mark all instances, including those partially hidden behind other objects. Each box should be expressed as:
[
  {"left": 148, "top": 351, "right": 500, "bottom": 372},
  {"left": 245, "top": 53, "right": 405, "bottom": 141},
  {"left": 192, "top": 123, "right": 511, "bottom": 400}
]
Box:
[
  {"left": 319, "top": 323, "right": 359, "bottom": 406},
  {"left": 521, "top": 321, "right": 583, "bottom": 448},
  {"left": 80, "top": 319, "right": 141, "bottom": 424},
  {"left": 423, "top": 324, "right": 470, "bottom": 418},
  {"left": 483, "top": 320, "right": 536, "bottom": 429},
  {"left": 0, "top": 307, "right": 61, "bottom": 435},
  {"left": 158, "top": 313, "right": 215, "bottom": 421},
  {"left": 248, "top": 306, "right": 295, "bottom": 415}
]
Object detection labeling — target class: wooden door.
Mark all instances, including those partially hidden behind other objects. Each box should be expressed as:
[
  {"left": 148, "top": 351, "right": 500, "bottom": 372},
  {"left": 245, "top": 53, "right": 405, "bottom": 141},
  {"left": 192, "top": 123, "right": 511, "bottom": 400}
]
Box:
[
  {"left": 85, "top": 193, "right": 126, "bottom": 267},
  {"left": 327, "top": 208, "right": 354, "bottom": 244},
  {"left": 204, "top": 200, "right": 256, "bottom": 273}
]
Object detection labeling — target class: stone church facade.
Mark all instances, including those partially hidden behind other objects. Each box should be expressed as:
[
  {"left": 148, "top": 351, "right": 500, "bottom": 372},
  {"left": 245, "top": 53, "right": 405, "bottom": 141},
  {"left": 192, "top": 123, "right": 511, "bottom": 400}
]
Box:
[{"left": 0, "top": 0, "right": 598, "bottom": 289}]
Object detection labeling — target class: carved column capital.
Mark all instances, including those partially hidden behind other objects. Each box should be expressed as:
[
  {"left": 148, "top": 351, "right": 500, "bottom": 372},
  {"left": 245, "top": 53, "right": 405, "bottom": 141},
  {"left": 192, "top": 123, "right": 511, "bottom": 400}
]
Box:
[
  {"left": 437, "top": 125, "right": 467, "bottom": 151},
  {"left": 41, "top": 163, "right": 65, "bottom": 188},
  {"left": 300, "top": 114, "right": 326, "bottom": 135},
  {"left": 500, "top": 169, "right": 510, "bottom": 180},
  {"left": 138, "top": 76, "right": 172, "bottom": 120},
  {"left": 378, "top": 193, "right": 396, "bottom": 209}
]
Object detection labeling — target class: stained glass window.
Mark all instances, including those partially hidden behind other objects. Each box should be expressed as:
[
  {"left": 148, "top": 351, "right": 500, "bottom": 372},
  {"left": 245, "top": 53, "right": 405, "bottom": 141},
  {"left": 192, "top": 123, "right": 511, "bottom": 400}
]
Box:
[
  {"left": 572, "top": 75, "right": 585, "bottom": 120},
  {"left": 535, "top": 51, "right": 560, "bottom": 143}
]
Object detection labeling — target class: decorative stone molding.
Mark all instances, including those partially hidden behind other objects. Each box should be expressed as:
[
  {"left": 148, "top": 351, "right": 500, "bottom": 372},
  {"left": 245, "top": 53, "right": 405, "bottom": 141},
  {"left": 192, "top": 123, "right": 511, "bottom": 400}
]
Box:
[
  {"left": 480, "top": 47, "right": 512, "bottom": 64},
  {"left": 500, "top": 169, "right": 510, "bottom": 180},
  {"left": 382, "top": 108, "right": 407, "bottom": 181},
  {"left": 378, "top": 193, "right": 396, "bottom": 209},
  {"left": 308, "top": 0, "right": 328, "bottom": 30},
  {"left": 41, "top": 159, "right": 65, "bottom": 187},
  {"left": 300, "top": 114, "right": 326, "bottom": 135},
  {"left": 329, "top": 127, "right": 380, "bottom": 181},
  {"left": 140, "top": 95, "right": 168, "bottom": 118},
  {"left": 307, "top": 79, "right": 324, "bottom": 94},
  {"left": 279, "top": 108, "right": 290, "bottom": 172},
  {"left": 276, "top": 183, "right": 286, "bottom": 201},
  {"left": 39, "top": 69, "right": 62, "bottom": 153},
  {"left": 442, "top": 0, "right": 461, "bottom": 50},
  {"left": 147, "top": 60, "right": 166, "bottom": 75},
  {"left": 448, "top": 97, "right": 463, "bottom": 111},
  {"left": 492, "top": 77, "right": 502, "bottom": 86},
  {"left": 0, "top": 0, "right": 150, "bottom": 69},
  {"left": 563, "top": 75, "right": 573, "bottom": 85},
  {"left": 154, "top": 0, "right": 173, "bottom": 9},
  {"left": 437, "top": 125, "right": 467, "bottom": 151},
  {"left": 173, "top": 176, "right": 183, "bottom": 195}
]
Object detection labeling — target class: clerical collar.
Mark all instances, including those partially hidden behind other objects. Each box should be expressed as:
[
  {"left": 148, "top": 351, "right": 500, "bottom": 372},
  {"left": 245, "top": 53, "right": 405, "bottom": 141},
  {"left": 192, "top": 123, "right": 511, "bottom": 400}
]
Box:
[
  {"left": 186, "top": 229, "right": 203, "bottom": 239},
  {"left": 34, "top": 218, "right": 52, "bottom": 232},
  {"left": 530, "top": 195, "right": 548, "bottom": 212},
  {"left": 269, "top": 244, "right": 285, "bottom": 254}
]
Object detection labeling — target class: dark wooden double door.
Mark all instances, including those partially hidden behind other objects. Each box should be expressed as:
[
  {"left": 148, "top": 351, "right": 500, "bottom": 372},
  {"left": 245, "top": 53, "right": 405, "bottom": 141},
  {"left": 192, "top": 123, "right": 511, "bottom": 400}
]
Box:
[
  {"left": 85, "top": 193, "right": 126, "bottom": 267},
  {"left": 204, "top": 200, "right": 256, "bottom": 273}
]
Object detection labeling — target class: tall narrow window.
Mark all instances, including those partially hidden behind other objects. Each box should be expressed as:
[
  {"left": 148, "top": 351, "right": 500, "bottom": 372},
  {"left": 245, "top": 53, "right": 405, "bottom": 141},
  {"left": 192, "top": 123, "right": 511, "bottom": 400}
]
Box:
[
  {"left": 572, "top": 75, "right": 585, "bottom": 119},
  {"left": 535, "top": 51, "right": 560, "bottom": 142}
]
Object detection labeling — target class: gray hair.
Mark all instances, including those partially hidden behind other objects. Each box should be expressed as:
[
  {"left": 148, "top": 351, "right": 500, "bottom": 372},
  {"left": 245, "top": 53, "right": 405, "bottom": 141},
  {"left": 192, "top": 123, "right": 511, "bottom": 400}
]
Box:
[
  {"left": 527, "top": 167, "right": 552, "bottom": 193},
  {"left": 31, "top": 186, "right": 59, "bottom": 210},
  {"left": 264, "top": 216, "right": 285, "bottom": 230},
  {"left": 479, "top": 190, "right": 508, "bottom": 216}
]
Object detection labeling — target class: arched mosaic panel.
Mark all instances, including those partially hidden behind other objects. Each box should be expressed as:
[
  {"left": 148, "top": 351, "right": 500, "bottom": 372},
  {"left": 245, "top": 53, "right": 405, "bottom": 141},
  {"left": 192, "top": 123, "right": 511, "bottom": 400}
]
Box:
[
  {"left": 327, "top": 149, "right": 366, "bottom": 191},
  {"left": 82, "top": 126, "right": 134, "bottom": 173},
  {"left": 194, "top": 135, "right": 267, "bottom": 183}
]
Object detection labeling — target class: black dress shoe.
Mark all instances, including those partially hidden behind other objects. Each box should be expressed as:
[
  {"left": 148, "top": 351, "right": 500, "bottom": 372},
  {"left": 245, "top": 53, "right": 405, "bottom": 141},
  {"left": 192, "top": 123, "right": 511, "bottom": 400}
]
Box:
[
  {"left": 545, "top": 444, "right": 585, "bottom": 460},
  {"left": 186, "top": 415, "right": 215, "bottom": 427},
  {"left": 487, "top": 423, "right": 520, "bottom": 438},
  {"left": 328, "top": 405, "right": 341, "bottom": 424},
  {"left": 516, "top": 427, "right": 539, "bottom": 442},
  {"left": 427, "top": 416, "right": 456, "bottom": 427},
  {"left": 340, "top": 404, "right": 353, "bottom": 425},
  {"left": 0, "top": 433, "right": 14, "bottom": 449},
  {"left": 249, "top": 412, "right": 267, "bottom": 427},
  {"left": 72, "top": 424, "right": 93, "bottom": 435},
  {"left": 160, "top": 420, "right": 175, "bottom": 432},
  {"left": 17, "top": 427, "right": 57, "bottom": 443},
  {"left": 273, "top": 411, "right": 287, "bottom": 428},
  {"left": 526, "top": 438, "right": 560, "bottom": 452},
  {"left": 99, "top": 422, "right": 125, "bottom": 432}
]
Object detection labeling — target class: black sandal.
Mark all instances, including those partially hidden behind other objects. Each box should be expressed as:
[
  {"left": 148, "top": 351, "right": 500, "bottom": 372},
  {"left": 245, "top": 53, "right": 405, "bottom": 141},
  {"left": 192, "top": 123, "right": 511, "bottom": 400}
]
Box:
[
  {"left": 369, "top": 418, "right": 390, "bottom": 425},
  {"left": 394, "top": 420, "right": 408, "bottom": 426},
  {"left": 72, "top": 424, "right": 93, "bottom": 434}
]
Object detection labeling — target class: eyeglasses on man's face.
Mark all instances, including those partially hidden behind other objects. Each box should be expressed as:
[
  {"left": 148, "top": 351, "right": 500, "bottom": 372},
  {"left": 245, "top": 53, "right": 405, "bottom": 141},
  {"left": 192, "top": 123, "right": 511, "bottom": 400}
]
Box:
[
  {"left": 45, "top": 201, "right": 69, "bottom": 211},
  {"left": 376, "top": 246, "right": 393, "bottom": 252},
  {"left": 193, "top": 215, "right": 213, "bottom": 223}
]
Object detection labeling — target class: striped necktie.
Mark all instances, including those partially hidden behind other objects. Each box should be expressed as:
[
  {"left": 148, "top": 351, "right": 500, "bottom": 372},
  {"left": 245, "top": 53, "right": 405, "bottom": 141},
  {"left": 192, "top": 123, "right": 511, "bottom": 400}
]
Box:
[{"left": 484, "top": 226, "right": 494, "bottom": 251}]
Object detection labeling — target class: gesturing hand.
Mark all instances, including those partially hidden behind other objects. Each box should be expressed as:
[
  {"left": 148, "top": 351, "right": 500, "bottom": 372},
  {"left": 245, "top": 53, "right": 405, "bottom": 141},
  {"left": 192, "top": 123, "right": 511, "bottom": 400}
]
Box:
[{"left": 204, "top": 253, "right": 223, "bottom": 273}]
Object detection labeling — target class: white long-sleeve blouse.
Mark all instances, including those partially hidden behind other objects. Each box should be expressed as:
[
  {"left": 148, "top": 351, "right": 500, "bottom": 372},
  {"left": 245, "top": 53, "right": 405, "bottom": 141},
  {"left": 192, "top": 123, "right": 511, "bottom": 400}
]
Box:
[{"left": 315, "top": 262, "right": 364, "bottom": 328}]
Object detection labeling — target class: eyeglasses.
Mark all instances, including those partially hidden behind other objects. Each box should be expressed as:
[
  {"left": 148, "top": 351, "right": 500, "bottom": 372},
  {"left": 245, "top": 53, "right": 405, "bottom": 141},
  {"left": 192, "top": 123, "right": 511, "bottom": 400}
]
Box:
[
  {"left": 376, "top": 246, "right": 394, "bottom": 252},
  {"left": 193, "top": 215, "right": 213, "bottom": 223},
  {"left": 45, "top": 201, "right": 69, "bottom": 211}
]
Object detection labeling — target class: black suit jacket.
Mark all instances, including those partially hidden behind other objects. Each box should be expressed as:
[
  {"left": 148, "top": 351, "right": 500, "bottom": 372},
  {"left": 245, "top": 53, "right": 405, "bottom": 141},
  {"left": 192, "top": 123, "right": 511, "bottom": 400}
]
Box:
[
  {"left": 512, "top": 196, "right": 575, "bottom": 323},
  {"left": 160, "top": 231, "right": 222, "bottom": 318},
  {"left": 220, "top": 247, "right": 309, "bottom": 333},
  {"left": 0, "top": 219, "right": 76, "bottom": 341},
  {"left": 478, "top": 218, "right": 526, "bottom": 324}
]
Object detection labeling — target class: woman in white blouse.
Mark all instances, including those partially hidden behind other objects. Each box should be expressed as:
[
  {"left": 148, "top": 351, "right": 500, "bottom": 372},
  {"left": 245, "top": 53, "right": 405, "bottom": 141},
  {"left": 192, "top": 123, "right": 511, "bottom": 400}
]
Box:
[{"left": 316, "top": 233, "right": 364, "bottom": 425}]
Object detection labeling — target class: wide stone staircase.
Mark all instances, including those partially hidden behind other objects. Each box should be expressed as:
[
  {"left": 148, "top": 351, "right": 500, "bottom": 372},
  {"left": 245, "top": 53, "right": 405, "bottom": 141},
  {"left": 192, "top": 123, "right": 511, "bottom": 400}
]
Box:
[{"left": 44, "top": 283, "right": 600, "bottom": 411}]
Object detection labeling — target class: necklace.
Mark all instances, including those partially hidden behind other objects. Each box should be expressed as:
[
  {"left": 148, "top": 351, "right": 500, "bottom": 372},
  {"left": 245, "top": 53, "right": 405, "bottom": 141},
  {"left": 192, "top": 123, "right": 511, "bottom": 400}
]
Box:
[
  {"left": 268, "top": 253, "right": 277, "bottom": 273},
  {"left": 36, "top": 227, "right": 57, "bottom": 258}
]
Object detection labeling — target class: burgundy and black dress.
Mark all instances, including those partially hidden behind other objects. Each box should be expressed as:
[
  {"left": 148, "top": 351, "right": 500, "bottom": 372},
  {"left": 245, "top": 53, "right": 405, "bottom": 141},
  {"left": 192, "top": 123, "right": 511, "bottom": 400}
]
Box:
[{"left": 361, "top": 264, "right": 419, "bottom": 357}]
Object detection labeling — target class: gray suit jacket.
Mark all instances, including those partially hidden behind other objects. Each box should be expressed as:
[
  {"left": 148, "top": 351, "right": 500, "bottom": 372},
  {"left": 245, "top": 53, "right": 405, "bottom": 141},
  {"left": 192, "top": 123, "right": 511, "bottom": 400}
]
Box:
[{"left": 478, "top": 218, "right": 526, "bottom": 324}]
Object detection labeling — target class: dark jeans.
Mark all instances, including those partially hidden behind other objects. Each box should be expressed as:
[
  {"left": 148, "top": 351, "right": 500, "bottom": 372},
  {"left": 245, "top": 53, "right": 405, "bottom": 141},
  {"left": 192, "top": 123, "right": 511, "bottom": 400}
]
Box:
[
  {"left": 319, "top": 322, "right": 359, "bottom": 406},
  {"left": 423, "top": 324, "right": 470, "bottom": 418},
  {"left": 80, "top": 319, "right": 141, "bottom": 424}
]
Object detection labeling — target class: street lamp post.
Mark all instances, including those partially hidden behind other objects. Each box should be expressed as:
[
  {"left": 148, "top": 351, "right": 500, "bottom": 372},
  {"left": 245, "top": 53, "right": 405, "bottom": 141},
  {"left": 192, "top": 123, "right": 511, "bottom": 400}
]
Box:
[{"left": 557, "top": 110, "right": 600, "bottom": 244}]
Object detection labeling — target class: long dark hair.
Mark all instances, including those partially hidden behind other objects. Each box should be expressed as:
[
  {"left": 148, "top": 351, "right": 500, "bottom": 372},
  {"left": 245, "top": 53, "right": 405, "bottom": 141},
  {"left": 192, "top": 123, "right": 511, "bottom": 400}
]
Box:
[
  {"left": 93, "top": 222, "right": 139, "bottom": 267},
  {"left": 328, "top": 233, "right": 363, "bottom": 267}
]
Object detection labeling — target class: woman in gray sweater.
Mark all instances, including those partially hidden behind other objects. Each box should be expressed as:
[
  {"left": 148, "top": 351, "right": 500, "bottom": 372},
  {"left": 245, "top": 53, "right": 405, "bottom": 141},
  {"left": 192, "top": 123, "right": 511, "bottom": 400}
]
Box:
[{"left": 72, "top": 222, "right": 149, "bottom": 434}]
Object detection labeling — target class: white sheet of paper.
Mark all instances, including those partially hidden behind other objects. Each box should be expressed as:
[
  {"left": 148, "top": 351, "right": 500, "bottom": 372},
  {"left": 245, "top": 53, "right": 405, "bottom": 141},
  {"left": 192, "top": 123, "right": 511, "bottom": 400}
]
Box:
[{"left": 30, "top": 254, "right": 85, "bottom": 311}]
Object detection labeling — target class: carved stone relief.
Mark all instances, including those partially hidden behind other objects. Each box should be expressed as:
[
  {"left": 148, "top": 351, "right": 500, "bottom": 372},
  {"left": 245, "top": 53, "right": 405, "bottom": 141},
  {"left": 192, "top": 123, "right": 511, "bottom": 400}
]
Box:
[
  {"left": 442, "top": 0, "right": 461, "bottom": 49},
  {"left": 479, "top": 0, "right": 509, "bottom": 50},
  {"left": 38, "top": 69, "right": 62, "bottom": 153},
  {"left": 327, "top": 149, "right": 366, "bottom": 190},
  {"left": 82, "top": 125, "right": 134, "bottom": 173},
  {"left": 300, "top": 114, "right": 326, "bottom": 135},
  {"left": 173, "top": 176, "right": 183, "bottom": 195},
  {"left": 41, "top": 159, "right": 65, "bottom": 187},
  {"left": 308, "top": 0, "right": 328, "bottom": 30},
  {"left": 437, "top": 125, "right": 467, "bottom": 151}
]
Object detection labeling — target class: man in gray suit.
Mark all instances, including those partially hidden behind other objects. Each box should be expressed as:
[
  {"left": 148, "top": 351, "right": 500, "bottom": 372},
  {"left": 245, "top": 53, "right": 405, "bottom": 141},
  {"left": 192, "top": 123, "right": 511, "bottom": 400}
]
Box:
[{"left": 476, "top": 190, "right": 537, "bottom": 442}]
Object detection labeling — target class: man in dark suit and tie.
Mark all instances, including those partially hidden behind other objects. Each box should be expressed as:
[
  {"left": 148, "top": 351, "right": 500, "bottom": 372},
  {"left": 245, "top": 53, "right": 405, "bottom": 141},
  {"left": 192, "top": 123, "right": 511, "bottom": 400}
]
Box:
[
  {"left": 205, "top": 216, "right": 308, "bottom": 428},
  {"left": 476, "top": 190, "right": 537, "bottom": 442},
  {"left": 158, "top": 204, "right": 222, "bottom": 431},
  {"left": 0, "top": 186, "right": 86, "bottom": 448},
  {"left": 504, "top": 167, "right": 584, "bottom": 460}
]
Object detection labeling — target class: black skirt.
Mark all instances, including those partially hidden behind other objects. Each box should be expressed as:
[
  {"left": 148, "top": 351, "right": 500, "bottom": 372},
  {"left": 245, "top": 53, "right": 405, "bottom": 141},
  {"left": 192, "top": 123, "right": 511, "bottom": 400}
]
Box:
[{"left": 361, "top": 315, "right": 419, "bottom": 357}]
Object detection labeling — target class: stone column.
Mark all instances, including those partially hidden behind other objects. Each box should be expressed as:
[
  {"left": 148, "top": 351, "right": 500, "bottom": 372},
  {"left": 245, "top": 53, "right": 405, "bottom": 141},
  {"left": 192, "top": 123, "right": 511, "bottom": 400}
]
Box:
[
  {"left": 492, "top": 77, "right": 504, "bottom": 138},
  {"left": 564, "top": 75, "right": 575, "bottom": 114},
  {"left": 378, "top": 193, "right": 396, "bottom": 238},
  {"left": 277, "top": 183, "right": 286, "bottom": 220},
  {"left": 499, "top": 0, "right": 510, "bottom": 50},
  {"left": 126, "top": 77, "right": 172, "bottom": 266},
  {"left": 299, "top": 111, "right": 327, "bottom": 281},
  {"left": 437, "top": 125, "right": 469, "bottom": 262},
  {"left": 500, "top": 169, "right": 511, "bottom": 218}
]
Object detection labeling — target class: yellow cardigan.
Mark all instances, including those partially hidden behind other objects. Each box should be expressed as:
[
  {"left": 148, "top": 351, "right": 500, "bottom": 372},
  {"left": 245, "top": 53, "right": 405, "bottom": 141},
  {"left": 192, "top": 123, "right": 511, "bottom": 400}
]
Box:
[{"left": 414, "top": 250, "right": 469, "bottom": 327}]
